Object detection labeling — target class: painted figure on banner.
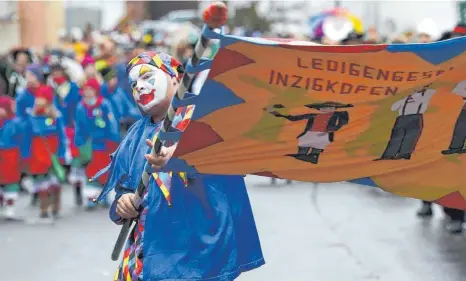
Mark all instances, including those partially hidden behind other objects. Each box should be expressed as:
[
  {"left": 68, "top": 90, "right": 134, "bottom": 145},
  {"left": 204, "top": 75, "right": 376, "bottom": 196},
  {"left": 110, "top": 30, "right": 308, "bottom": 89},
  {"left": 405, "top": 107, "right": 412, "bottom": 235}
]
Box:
[
  {"left": 267, "top": 102, "right": 353, "bottom": 164},
  {"left": 442, "top": 79, "right": 466, "bottom": 155},
  {"left": 375, "top": 84, "right": 436, "bottom": 161}
]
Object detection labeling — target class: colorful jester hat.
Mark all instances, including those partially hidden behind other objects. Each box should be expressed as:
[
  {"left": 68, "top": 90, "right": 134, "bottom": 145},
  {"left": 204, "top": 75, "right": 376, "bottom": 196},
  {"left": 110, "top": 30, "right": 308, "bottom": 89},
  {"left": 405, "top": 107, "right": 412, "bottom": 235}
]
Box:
[{"left": 126, "top": 51, "right": 183, "bottom": 81}]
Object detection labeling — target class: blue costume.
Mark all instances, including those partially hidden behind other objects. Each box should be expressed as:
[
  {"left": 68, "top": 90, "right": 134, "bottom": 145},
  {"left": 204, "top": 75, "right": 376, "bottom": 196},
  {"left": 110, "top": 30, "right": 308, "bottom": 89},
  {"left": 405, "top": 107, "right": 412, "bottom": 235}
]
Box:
[
  {"left": 94, "top": 116, "right": 264, "bottom": 281},
  {"left": 0, "top": 117, "right": 24, "bottom": 150},
  {"left": 115, "top": 61, "right": 132, "bottom": 96},
  {"left": 15, "top": 88, "right": 36, "bottom": 118},
  {"left": 12, "top": 88, "right": 34, "bottom": 162},
  {"left": 92, "top": 50, "right": 264, "bottom": 281},
  {"left": 53, "top": 81, "right": 81, "bottom": 128},
  {"left": 21, "top": 113, "right": 67, "bottom": 176},
  {"left": 74, "top": 96, "right": 120, "bottom": 151},
  {"left": 101, "top": 83, "right": 141, "bottom": 123},
  {"left": 0, "top": 95, "right": 26, "bottom": 218},
  {"left": 20, "top": 83, "right": 68, "bottom": 218},
  {"left": 74, "top": 96, "right": 120, "bottom": 204},
  {"left": 23, "top": 112, "right": 68, "bottom": 218},
  {"left": 0, "top": 116, "right": 25, "bottom": 217}
]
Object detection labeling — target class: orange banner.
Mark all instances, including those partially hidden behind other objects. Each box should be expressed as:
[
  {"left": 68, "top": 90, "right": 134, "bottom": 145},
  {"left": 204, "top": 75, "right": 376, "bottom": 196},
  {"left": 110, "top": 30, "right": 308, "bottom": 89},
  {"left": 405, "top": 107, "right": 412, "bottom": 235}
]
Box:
[{"left": 172, "top": 35, "right": 466, "bottom": 210}]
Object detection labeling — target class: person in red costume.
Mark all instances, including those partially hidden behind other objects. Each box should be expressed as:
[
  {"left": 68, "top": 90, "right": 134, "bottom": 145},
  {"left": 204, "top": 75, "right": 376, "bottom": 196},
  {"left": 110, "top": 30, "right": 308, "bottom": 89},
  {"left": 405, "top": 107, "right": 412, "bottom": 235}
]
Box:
[
  {"left": 0, "top": 96, "right": 24, "bottom": 220},
  {"left": 15, "top": 63, "right": 47, "bottom": 206},
  {"left": 23, "top": 85, "right": 67, "bottom": 222},
  {"left": 47, "top": 64, "right": 83, "bottom": 205},
  {"left": 74, "top": 78, "right": 120, "bottom": 210}
]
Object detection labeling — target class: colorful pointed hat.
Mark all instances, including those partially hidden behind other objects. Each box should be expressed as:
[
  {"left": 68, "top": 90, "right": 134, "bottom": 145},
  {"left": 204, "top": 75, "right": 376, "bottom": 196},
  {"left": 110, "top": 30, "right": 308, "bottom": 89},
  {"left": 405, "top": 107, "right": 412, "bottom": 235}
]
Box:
[{"left": 126, "top": 51, "right": 183, "bottom": 81}]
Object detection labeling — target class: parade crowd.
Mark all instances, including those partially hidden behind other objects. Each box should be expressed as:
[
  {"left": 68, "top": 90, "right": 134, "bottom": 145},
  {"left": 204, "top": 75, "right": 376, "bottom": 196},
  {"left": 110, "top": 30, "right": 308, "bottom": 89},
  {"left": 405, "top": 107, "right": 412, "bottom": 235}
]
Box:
[
  {"left": 0, "top": 22, "right": 218, "bottom": 223},
  {"left": 0, "top": 15, "right": 465, "bottom": 236}
]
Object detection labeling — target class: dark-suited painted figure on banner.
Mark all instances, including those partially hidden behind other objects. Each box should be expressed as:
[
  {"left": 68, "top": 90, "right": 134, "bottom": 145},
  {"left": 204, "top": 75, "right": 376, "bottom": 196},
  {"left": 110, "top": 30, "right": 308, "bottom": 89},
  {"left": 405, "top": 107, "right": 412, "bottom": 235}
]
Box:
[
  {"left": 375, "top": 84, "right": 436, "bottom": 161},
  {"left": 442, "top": 80, "right": 466, "bottom": 155}
]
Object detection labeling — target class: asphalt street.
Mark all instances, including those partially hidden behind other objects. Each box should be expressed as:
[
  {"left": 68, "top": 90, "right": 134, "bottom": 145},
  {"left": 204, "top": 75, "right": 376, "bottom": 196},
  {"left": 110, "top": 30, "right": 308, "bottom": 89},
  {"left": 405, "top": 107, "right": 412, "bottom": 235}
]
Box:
[{"left": 1, "top": 176, "right": 466, "bottom": 281}]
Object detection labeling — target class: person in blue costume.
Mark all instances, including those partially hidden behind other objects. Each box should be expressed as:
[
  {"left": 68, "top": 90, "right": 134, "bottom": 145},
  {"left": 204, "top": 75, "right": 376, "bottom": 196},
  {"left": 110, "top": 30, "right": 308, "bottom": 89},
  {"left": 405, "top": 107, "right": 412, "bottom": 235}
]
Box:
[
  {"left": 114, "top": 46, "right": 133, "bottom": 97},
  {"left": 116, "top": 47, "right": 143, "bottom": 133},
  {"left": 16, "top": 63, "right": 45, "bottom": 118},
  {"left": 15, "top": 63, "right": 46, "bottom": 206},
  {"left": 48, "top": 64, "right": 81, "bottom": 129},
  {"left": 74, "top": 78, "right": 120, "bottom": 210},
  {"left": 0, "top": 96, "right": 25, "bottom": 220},
  {"left": 22, "top": 85, "right": 67, "bottom": 222},
  {"left": 92, "top": 51, "right": 264, "bottom": 281},
  {"left": 47, "top": 63, "right": 83, "bottom": 205},
  {"left": 99, "top": 66, "right": 141, "bottom": 136}
]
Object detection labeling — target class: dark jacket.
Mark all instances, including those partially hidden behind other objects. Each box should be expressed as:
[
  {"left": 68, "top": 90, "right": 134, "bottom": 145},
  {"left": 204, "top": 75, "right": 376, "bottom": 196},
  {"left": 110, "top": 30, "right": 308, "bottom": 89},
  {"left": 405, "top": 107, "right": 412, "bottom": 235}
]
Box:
[
  {"left": 277, "top": 111, "right": 349, "bottom": 142},
  {"left": 0, "top": 61, "right": 25, "bottom": 98}
]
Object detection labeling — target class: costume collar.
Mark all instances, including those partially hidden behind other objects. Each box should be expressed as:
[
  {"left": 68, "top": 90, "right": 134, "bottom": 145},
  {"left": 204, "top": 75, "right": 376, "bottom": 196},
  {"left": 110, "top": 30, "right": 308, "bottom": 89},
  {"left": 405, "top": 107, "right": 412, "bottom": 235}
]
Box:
[{"left": 83, "top": 96, "right": 104, "bottom": 116}]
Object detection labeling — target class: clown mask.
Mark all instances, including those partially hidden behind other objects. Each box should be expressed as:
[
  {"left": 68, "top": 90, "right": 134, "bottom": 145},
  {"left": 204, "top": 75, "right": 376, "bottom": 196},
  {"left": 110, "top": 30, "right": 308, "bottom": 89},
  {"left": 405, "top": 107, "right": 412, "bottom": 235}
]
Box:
[{"left": 128, "top": 64, "right": 169, "bottom": 113}]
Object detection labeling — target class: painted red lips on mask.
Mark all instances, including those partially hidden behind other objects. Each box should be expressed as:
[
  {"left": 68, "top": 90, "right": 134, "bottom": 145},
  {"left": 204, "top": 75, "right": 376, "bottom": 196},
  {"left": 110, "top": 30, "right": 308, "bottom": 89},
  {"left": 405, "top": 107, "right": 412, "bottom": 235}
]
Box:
[{"left": 138, "top": 89, "right": 156, "bottom": 106}]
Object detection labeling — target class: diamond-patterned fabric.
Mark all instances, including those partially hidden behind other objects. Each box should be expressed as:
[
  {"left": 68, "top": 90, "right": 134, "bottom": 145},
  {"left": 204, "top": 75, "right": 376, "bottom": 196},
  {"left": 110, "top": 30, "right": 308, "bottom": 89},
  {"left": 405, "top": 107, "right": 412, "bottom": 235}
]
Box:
[
  {"left": 114, "top": 187, "right": 148, "bottom": 281},
  {"left": 126, "top": 51, "right": 182, "bottom": 81}
]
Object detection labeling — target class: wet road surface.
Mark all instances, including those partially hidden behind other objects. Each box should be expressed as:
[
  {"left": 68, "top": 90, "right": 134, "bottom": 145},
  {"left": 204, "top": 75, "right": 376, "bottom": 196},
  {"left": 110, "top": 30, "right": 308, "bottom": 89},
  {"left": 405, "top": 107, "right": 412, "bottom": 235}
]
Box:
[{"left": 1, "top": 176, "right": 466, "bottom": 281}]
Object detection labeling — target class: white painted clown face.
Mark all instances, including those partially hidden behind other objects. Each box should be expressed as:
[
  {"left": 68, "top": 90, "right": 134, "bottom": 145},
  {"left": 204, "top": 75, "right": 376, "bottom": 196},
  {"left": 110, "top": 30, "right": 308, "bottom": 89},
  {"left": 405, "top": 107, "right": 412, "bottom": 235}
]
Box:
[{"left": 128, "top": 64, "right": 169, "bottom": 113}]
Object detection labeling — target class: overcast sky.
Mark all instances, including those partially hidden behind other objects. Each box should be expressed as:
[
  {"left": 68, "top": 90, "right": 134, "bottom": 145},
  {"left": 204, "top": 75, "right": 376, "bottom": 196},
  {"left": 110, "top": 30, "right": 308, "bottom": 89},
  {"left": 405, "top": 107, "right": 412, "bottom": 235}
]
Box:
[
  {"left": 332, "top": 0, "right": 458, "bottom": 33},
  {"left": 66, "top": 0, "right": 459, "bottom": 34}
]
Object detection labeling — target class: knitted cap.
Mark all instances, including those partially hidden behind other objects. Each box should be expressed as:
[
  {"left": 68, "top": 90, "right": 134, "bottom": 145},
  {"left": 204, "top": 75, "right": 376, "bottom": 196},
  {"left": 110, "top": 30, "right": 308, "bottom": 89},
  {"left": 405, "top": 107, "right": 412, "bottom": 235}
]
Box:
[
  {"left": 26, "top": 63, "right": 45, "bottom": 83},
  {"left": 35, "top": 85, "right": 54, "bottom": 103},
  {"left": 82, "top": 78, "right": 101, "bottom": 95}
]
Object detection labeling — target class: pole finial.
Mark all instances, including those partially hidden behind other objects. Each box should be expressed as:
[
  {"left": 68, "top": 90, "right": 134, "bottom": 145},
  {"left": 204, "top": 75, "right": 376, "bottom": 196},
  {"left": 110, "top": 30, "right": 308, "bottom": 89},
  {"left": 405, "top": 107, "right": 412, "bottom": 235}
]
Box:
[{"left": 203, "top": 2, "right": 228, "bottom": 29}]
